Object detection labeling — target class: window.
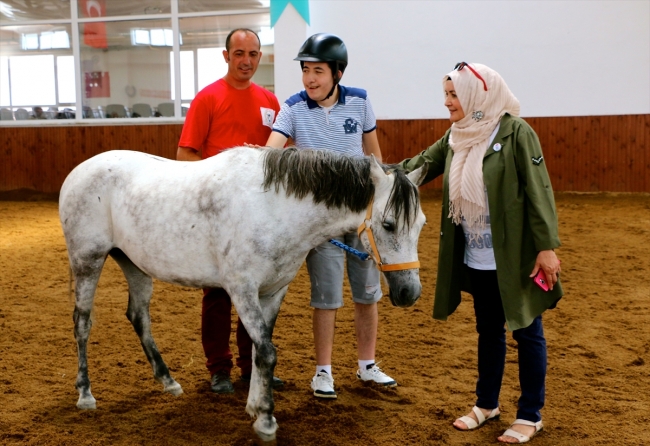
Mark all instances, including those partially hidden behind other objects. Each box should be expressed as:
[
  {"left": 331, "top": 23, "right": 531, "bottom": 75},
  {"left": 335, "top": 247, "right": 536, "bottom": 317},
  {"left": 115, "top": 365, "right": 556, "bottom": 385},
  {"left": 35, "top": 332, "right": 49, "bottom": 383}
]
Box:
[
  {"left": 57, "top": 56, "right": 76, "bottom": 103},
  {"left": 4, "top": 55, "right": 57, "bottom": 106},
  {"left": 179, "top": 12, "right": 274, "bottom": 100},
  {"left": 197, "top": 48, "right": 228, "bottom": 92},
  {"left": 132, "top": 28, "right": 176, "bottom": 47},
  {"left": 0, "top": 54, "right": 76, "bottom": 107},
  {"left": 21, "top": 31, "right": 70, "bottom": 51},
  {"left": 0, "top": 57, "right": 11, "bottom": 107},
  {"left": 170, "top": 50, "right": 195, "bottom": 101},
  {"left": 79, "top": 18, "right": 174, "bottom": 118},
  {"left": 21, "top": 33, "right": 39, "bottom": 50},
  {"left": 0, "top": 1, "right": 273, "bottom": 122}
]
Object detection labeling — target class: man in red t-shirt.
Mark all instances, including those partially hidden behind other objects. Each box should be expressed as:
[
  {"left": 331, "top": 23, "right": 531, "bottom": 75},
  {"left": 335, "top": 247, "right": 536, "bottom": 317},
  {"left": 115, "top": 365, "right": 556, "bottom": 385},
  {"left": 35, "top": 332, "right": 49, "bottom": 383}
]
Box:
[{"left": 177, "top": 28, "right": 282, "bottom": 394}]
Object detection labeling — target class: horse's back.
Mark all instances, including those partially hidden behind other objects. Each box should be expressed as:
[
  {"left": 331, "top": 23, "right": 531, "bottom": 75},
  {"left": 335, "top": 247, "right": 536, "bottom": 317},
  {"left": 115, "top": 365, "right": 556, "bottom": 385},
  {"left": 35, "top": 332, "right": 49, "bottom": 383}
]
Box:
[
  {"left": 60, "top": 148, "right": 260, "bottom": 210},
  {"left": 59, "top": 148, "right": 267, "bottom": 285},
  {"left": 61, "top": 150, "right": 177, "bottom": 195},
  {"left": 60, "top": 150, "right": 167, "bottom": 236}
]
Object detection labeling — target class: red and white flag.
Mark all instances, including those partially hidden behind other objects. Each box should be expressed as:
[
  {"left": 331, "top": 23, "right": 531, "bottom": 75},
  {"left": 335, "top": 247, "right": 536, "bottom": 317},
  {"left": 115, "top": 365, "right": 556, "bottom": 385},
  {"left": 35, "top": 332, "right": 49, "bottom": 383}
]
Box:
[{"left": 81, "top": 0, "right": 107, "bottom": 49}]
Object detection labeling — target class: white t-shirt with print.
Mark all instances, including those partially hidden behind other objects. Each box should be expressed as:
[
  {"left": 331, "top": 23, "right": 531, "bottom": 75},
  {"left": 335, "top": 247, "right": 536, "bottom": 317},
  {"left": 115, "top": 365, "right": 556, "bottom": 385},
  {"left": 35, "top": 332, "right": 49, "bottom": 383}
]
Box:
[{"left": 461, "top": 123, "right": 501, "bottom": 270}]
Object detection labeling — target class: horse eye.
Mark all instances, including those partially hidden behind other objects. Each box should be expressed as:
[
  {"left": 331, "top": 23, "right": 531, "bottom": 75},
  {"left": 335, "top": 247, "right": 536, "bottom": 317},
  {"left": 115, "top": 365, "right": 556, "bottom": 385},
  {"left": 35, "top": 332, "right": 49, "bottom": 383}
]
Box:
[{"left": 382, "top": 221, "right": 395, "bottom": 232}]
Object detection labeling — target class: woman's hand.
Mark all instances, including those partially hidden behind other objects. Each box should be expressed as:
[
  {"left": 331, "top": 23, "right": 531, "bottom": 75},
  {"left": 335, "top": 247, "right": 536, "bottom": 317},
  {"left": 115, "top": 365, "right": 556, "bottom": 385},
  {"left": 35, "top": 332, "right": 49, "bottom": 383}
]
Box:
[
  {"left": 530, "top": 250, "right": 561, "bottom": 290},
  {"left": 244, "top": 143, "right": 265, "bottom": 148}
]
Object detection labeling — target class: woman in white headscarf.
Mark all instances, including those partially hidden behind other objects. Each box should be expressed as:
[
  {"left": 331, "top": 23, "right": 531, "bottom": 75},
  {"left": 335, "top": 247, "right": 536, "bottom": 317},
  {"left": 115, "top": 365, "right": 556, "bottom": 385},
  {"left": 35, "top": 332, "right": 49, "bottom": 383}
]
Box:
[{"left": 399, "top": 63, "right": 562, "bottom": 444}]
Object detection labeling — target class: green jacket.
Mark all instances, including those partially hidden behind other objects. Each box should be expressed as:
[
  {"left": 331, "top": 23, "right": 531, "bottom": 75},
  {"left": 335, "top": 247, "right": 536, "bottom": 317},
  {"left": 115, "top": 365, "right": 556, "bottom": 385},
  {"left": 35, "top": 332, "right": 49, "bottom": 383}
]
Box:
[{"left": 400, "top": 114, "right": 563, "bottom": 330}]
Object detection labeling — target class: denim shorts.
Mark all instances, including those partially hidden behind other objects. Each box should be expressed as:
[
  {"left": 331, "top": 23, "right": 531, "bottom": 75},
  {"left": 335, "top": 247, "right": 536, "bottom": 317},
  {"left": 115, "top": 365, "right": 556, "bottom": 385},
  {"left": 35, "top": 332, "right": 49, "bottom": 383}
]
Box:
[{"left": 306, "top": 232, "right": 382, "bottom": 309}]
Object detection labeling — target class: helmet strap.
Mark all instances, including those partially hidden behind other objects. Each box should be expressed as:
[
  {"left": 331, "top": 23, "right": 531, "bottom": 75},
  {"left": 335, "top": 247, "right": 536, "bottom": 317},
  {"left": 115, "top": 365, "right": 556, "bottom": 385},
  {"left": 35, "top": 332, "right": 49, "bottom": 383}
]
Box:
[
  {"left": 323, "top": 83, "right": 338, "bottom": 101},
  {"left": 323, "top": 62, "right": 340, "bottom": 101}
]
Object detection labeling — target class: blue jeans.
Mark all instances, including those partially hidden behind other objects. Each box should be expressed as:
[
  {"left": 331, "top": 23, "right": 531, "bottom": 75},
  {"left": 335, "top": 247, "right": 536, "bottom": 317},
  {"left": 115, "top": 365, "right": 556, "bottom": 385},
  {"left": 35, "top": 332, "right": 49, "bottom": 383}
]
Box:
[{"left": 467, "top": 267, "right": 547, "bottom": 422}]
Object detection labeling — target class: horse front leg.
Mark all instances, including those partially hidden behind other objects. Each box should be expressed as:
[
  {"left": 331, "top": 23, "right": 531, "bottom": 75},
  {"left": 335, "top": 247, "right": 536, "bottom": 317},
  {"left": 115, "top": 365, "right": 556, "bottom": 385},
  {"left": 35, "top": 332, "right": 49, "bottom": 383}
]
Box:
[
  {"left": 231, "top": 284, "right": 288, "bottom": 443},
  {"left": 248, "top": 285, "right": 288, "bottom": 414}
]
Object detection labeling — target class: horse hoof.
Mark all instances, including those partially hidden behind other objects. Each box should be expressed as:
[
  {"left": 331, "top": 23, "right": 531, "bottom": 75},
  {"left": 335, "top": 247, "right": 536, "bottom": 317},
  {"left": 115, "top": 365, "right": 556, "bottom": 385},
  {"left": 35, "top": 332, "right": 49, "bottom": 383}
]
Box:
[
  {"left": 164, "top": 381, "right": 183, "bottom": 396},
  {"left": 252, "top": 428, "right": 276, "bottom": 445},
  {"left": 252, "top": 433, "right": 277, "bottom": 446},
  {"left": 252, "top": 416, "right": 277, "bottom": 443},
  {"left": 76, "top": 396, "right": 97, "bottom": 410}
]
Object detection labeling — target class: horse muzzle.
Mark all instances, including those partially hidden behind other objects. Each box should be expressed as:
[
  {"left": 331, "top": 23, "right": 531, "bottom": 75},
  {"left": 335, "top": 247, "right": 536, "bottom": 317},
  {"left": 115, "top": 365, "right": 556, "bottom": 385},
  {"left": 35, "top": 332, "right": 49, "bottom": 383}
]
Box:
[{"left": 385, "top": 269, "right": 421, "bottom": 308}]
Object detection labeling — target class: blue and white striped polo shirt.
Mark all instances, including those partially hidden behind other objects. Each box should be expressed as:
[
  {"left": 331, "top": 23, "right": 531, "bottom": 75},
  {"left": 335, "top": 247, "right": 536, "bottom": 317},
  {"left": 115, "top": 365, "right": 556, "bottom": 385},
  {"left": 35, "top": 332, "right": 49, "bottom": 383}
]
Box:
[{"left": 272, "top": 85, "right": 377, "bottom": 158}]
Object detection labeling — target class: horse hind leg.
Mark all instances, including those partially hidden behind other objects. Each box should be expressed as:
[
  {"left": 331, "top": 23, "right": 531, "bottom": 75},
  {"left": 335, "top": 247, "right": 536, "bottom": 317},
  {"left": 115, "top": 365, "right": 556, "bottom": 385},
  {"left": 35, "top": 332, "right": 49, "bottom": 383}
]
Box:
[
  {"left": 71, "top": 255, "right": 106, "bottom": 410},
  {"left": 109, "top": 249, "right": 183, "bottom": 396}
]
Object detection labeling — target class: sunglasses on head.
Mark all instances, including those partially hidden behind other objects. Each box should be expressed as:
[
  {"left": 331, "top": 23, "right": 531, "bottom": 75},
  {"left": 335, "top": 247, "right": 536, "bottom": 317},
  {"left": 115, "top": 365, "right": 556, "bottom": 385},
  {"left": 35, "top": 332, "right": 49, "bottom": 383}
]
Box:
[{"left": 454, "top": 62, "right": 488, "bottom": 91}]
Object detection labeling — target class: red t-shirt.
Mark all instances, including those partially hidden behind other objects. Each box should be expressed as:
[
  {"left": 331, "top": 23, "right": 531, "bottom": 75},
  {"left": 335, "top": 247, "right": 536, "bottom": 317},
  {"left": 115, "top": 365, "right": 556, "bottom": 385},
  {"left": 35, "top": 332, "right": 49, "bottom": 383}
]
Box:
[{"left": 179, "top": 79, "right": 280, "bottom": 159}]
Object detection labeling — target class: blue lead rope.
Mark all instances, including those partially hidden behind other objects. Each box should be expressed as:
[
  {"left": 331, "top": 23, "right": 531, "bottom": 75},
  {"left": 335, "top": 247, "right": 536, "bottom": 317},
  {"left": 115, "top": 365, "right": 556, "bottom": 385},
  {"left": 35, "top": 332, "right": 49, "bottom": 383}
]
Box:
[{"left": 329, "top": 239, "right": 370, "bottom": 261}]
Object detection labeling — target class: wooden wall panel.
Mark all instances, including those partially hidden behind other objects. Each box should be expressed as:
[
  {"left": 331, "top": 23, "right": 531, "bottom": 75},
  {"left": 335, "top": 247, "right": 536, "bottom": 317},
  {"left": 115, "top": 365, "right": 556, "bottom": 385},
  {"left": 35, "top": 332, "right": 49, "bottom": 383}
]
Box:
[
  {"left": 375, "top": 118, "right": 449, "bottom": 190},
  {"left": 1, "top": 124, "right": 183, "bottom": 194},
  {"left": 0, "top": 115, "right": 648, "bottom": 195},
  {"left": 382, "top": 114, "right": 649, "bottom": 193}
]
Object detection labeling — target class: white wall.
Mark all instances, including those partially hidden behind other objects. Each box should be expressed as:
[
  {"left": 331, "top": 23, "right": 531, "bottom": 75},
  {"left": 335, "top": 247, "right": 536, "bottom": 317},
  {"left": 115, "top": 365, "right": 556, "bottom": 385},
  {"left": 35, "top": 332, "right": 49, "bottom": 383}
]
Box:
[
  {"left": 275, "top": 0, "right": 650, "bottom": 119},
  {"left": 273, "top": 4, "right": 309, "bottom": 104}
]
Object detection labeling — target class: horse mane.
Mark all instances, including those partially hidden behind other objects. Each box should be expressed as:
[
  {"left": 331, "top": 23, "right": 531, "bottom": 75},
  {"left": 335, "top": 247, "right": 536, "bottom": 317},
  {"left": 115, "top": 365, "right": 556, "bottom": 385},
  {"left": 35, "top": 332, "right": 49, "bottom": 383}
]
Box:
[
  {"left": 262, "top": 148, "right": 420, "bottom": 229},
  {"left": 383, "top": 163, "right": 421, "bottom": 231}
]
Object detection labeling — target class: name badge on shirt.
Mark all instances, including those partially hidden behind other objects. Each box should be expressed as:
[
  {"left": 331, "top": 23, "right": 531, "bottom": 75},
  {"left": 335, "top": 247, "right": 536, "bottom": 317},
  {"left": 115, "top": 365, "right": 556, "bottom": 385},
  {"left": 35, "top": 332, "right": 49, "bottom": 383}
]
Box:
[{"left": 260, "top": 107, "right": 275, "bottom": 129}]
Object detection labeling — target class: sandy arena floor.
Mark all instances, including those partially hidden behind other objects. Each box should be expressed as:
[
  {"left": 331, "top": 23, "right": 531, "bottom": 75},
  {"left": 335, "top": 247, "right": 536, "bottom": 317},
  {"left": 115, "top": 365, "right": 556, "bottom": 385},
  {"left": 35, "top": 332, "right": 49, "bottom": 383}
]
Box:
[{"left": 1, "top": 191, "right": 649, "bottom": 445}]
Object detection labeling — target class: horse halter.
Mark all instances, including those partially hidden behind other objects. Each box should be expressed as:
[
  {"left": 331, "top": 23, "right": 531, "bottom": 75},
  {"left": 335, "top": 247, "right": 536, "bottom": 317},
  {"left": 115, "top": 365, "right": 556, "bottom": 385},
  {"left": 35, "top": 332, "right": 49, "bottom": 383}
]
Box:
[{"left": 357, "top": 195, "right": 421, "bottom": 272}]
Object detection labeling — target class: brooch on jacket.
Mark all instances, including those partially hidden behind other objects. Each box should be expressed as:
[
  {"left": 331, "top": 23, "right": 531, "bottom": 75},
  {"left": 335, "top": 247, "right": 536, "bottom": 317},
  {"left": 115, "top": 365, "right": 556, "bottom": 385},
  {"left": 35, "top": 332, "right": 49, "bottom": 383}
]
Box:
[{"left": 531, "top": 156, "right": 544, "bottom": 165}]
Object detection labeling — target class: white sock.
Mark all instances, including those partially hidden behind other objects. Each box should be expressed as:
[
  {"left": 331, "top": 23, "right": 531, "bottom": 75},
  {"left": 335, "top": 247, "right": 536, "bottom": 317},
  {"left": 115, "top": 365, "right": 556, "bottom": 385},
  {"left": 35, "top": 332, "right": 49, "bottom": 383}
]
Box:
[
  {"left": 316, "top": 365, "right": 332, "bottom": 376},
  {"left": 358, "top": 359, "right": 375, "bottom": 371}
]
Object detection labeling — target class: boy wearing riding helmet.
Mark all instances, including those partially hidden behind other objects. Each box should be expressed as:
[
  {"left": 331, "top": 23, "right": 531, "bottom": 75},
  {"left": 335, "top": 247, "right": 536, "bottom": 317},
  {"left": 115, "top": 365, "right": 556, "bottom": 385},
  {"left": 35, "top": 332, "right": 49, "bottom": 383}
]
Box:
[{"left": 263, "top": 33, "right": 394, "bottom": 399}]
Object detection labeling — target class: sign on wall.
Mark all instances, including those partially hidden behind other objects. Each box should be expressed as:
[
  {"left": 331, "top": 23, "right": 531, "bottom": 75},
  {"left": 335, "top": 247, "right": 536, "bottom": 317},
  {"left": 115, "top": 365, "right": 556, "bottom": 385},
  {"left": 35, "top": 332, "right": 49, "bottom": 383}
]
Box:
[{"left": 84, "top": 71, "right": 110, "bottom": 98}]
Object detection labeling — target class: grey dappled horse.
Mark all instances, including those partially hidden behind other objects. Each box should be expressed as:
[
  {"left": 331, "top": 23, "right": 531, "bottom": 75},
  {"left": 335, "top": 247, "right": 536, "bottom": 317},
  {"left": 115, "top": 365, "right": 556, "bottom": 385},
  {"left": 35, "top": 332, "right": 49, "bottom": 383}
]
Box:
[{"left": 59, "top": 147, "right": 427, "bottom": 441}]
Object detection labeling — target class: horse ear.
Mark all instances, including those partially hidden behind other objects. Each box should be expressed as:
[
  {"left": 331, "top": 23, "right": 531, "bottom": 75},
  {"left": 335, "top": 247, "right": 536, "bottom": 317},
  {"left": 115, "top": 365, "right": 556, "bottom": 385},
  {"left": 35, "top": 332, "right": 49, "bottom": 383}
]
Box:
[
  {"left": 406, "top": 163, "right": 428, "bottom": 186},
  {"left": 369, "top": 154, "right": 387, "bottom": 186}
]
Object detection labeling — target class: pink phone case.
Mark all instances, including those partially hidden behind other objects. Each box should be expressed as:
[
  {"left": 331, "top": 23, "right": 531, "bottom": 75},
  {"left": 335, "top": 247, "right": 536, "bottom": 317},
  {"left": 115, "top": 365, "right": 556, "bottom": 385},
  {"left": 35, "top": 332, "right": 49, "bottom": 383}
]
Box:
[{"left": 533, "top": 269, "right": 549, "bottom": 292}]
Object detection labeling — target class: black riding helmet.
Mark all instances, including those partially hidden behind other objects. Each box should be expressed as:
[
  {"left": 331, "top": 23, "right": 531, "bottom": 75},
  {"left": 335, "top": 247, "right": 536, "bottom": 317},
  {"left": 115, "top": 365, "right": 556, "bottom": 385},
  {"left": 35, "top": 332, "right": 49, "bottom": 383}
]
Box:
[{"left": 294, "top": 33, "right": 348, "bottom": 100}]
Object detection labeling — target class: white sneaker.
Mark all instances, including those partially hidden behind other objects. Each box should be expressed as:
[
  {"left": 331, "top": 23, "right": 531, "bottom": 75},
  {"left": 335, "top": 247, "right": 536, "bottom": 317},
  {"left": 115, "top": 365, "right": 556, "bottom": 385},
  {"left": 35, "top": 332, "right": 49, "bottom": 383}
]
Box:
[
  {"left": 356, "top": 363, "right": 397, "bottom": 387},
  {"left": 311, "top": 371, "right": 337, "bottom": 399}
]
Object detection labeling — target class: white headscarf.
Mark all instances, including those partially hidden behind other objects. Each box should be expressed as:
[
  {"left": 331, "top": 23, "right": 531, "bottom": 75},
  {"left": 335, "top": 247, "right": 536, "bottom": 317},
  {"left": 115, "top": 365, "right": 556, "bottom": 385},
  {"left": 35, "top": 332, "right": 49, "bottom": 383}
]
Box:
[{"left": 445, "top": 63, "right": 520, "bottom": 239}]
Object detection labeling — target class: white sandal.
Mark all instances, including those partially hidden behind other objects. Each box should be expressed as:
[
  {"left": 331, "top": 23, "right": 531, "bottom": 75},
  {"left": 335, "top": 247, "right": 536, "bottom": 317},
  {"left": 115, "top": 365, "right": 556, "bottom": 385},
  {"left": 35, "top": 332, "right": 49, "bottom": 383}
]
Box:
[
  {"left": 499, "top": 419, "right": 543, "bottom": 443},
  {"left": 454, "top": 405, "right": 500, "bottom": 431}
]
